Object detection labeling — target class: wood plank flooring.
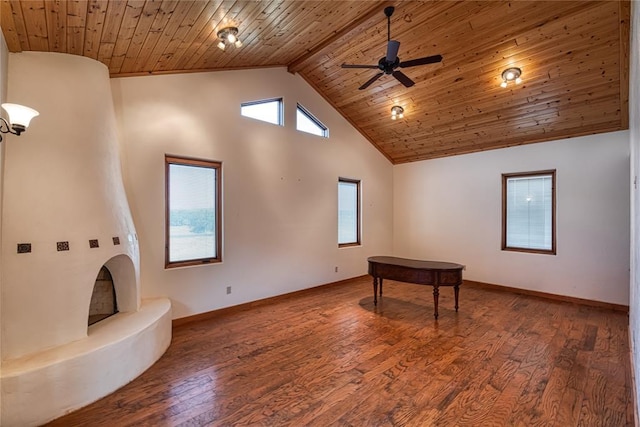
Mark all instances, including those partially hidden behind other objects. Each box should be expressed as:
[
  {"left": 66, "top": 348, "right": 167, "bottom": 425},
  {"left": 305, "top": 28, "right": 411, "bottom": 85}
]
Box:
[{"left": 45, "top": 277, "right": 634, "bottom": 426}]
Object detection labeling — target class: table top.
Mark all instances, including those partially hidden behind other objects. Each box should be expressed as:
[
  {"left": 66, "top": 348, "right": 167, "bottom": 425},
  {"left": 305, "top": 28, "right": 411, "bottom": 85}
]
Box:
[{"left": 368, "top": 256, "right": 464, "bottom": 271}]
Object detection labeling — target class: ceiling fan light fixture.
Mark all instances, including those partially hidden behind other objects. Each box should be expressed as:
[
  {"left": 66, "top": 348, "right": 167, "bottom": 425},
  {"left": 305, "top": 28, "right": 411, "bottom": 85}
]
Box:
[
  {"left": 217, "top": 27, "right": 241, "bottom": 51},
  {"left": 501, "top": 67, "right": 522, "bottom": 88},
  {"left": 391, "top": 105, "right": 404, "bottom": 120}
]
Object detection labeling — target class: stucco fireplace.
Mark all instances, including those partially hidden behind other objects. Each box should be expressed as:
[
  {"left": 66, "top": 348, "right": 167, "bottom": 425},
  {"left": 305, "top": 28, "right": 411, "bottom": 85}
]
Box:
[{"left": 0, "top": 52, "right": 172, "bottom": 426}]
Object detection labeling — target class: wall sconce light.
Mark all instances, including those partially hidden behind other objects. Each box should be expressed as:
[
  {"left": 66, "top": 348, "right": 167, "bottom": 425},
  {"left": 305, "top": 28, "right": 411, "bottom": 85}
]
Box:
[
  {"left": 0, "top": 103, "right": 39, "bottom": 142},
  {"left": 391, "top": 105, "right": 404, "bottom": 120},
  {"left": 500, "top": 67, "right": 522, "bottom": 88},
  {"left": 217, "top": 27, "right": 242, "bottom": 51}
]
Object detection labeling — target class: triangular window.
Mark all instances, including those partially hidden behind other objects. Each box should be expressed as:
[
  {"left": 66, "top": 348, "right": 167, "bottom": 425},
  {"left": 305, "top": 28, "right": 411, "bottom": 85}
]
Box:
[
  {"left": 241, "top": 98, "right": 283, "bottom": 126},
  {"left": 296, "top": 103, "right": 328, "bottom": 137}
]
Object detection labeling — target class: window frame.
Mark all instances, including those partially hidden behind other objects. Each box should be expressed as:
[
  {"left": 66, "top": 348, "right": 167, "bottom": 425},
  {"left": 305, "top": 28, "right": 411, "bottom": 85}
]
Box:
[
  {"left": 501, "top": 169, "right": 556, "bottom": 255},
  {"left": 240, "top": 97, "right": 284, "bottom": 126},
  {"left": 338, "top": 177, "right": 361, "bottom": 247},
  {"left": 165, "top": 155, "right": 222, "bottom": 268},
  {"left": 296, "top": 103, "right": 329, "bottom": 138}
]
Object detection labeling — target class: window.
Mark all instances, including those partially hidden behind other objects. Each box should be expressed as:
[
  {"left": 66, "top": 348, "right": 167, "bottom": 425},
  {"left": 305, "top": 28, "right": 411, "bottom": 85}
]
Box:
[
  {"left": 338, "top": 178, "right": 360, "bottom": 246},
  {"left": 165, "top": 155, "right": 222, "bottom": 268},
  {"left": 297, "top": 103, "right": 328, "bottom": 137},
  {"left": 502, "top": 170, "right": 556, "bottom": 254},
  {"left": 241, "top": 98, "right": 283, "bottom": 125}
]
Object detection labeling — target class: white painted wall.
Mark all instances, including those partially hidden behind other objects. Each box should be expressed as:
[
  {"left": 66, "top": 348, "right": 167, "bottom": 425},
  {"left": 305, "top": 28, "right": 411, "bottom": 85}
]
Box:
[
  {"left": 628, "top": 0, "right": 640, "bottom": 419},
  {"left": 111, "top": 68, "right": 394, "bottom": 319},
  {"left": 394, "top": 131, "right": 630, "bottom": 305},
  {"left": 0, "top": 27, "right": 7, "bottom": 425}
]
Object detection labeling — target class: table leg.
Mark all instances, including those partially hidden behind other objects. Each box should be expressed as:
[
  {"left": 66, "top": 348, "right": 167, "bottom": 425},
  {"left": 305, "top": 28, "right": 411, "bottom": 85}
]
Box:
[
  {"left": 379, "top": 278, "right": 383, "bottom": 297},
  {"left": 454, "top": 285, "right": 460, "bottom": 312},
  {"left": 433, "top": 285, "right": 440, "bottom": 320},
  {"left": 373, "top": 277, "right": 378, "bottom": 305}
]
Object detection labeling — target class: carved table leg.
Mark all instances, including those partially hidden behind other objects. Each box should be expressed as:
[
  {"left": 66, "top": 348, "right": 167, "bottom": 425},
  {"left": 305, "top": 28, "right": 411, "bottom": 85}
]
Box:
[
  {"left": 379, "top": 278, "right": 383, "bottom": 298},
  {"left": 454, "top": 284, "right": 460, "bottom": 312},
  {"left": 433, "top": 285, "right": 440, "bottom": 320},
  {"left": 373, "top": 277, "right": 378, "bottom": 305}
]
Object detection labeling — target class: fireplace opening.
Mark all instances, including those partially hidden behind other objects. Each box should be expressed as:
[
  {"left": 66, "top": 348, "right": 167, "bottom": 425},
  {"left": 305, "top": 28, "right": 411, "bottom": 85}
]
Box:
[{"left": 88, "top": 266, "right": 118, "bottom": 326}]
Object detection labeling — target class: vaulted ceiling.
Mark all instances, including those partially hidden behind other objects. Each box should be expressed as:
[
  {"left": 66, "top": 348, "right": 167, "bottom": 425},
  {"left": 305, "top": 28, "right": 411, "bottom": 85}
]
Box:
[{"left": 1, "top": 1, "right": 630, "bottom": 163}]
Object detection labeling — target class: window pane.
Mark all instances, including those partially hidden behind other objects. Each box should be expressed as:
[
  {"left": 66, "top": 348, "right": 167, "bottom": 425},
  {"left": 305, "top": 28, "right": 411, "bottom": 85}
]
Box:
[
  {"left": 166, "top": 157, "right": 221, "bottom": 267},
  {"left": 503, "top": 171, "right": 555, "bottom": 253},
  {"left": 297, "top": 104, "right": 328, "bottom": 137},
  {"left": 241, "top": 98, "right": 282, "bottom": 125},
  {"left": 338, "top": 179, "right": 359, "bottom": 245}
]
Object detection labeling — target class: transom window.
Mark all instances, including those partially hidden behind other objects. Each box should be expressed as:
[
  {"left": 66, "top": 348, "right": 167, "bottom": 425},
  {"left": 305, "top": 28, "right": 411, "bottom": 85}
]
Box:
[
  {"left": 338, "top": 178, "right": 360, "bottom": 247},
  {"left": 502, "top": 170, "right": 556, "bottom": 255},
  {"left": 241, "top": 98, "right": 283, "bottom": 126},
  {"left": 296, "top": 103, "right": 328, "bottom": 137},
  {"left": 165, "top": 155, "right": 222, "bottom": 268}
]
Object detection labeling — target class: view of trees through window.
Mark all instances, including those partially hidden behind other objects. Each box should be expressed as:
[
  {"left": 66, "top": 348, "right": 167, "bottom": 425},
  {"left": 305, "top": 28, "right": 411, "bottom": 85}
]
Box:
[{"left": 166, "top": 156, "right": 222, "bottom": 267}]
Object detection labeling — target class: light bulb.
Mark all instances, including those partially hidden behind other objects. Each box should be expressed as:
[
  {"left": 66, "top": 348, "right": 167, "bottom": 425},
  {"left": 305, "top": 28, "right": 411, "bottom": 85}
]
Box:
[
  {"left": 227, "top": 33, "right": 236, "bottom": 44},
  {"left": 235, "top": 40, "right": 242, "bottom": 48},
  {"left": 500, "top": 81, "right": 508, "bottom": 88},
  {"left": 217, "top": 41, "right": 226, "bottom": 50}
]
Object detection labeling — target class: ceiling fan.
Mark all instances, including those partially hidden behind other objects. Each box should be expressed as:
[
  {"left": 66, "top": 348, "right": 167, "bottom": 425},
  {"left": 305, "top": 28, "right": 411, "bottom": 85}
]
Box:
[{"left": 341, "top": 6, "right": 443, "bottom": 90}]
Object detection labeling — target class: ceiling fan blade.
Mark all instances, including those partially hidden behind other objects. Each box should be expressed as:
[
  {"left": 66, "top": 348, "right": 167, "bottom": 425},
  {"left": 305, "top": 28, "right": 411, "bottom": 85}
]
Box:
[
  {"left": 359, "top": 72, "right": 384, "bottom": 90},
  {"left": 386, "top": 40, "right": 400, "bottom": 63},
  {"left": 399, "top": 54, "right": 443, "bottom": 68},
  {"left": 341, "top": 64, "right": 380, "bottom": 69},
  {"left": 392, "top": 70, "right": 415, "bottom": 88}
]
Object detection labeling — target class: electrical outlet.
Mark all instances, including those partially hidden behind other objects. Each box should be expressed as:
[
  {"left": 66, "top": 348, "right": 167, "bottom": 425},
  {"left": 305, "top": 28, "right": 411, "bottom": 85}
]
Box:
[
  {"left": 335, "top": 266, "right": 338, "bottom": 273},
  {"left": 226, "top": 286, "right": 231, "bottom": 295}
]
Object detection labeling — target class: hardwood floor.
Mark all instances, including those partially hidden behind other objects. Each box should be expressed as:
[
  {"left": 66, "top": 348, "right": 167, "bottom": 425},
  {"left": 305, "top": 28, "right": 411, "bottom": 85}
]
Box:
[{"left": 46, "top": 277, "right": 633, "bottom": 426}]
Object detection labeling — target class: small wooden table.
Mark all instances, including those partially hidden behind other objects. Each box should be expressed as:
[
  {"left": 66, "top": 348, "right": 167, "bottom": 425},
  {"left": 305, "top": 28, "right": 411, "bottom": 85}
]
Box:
[{"left": 367, "top": 256, "right": 464, "bottom": 319}]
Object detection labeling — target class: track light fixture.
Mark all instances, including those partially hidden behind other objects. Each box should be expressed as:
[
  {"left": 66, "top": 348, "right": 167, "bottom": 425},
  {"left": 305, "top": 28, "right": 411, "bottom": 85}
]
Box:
[
  {"left": 217, "top": 27, "right": 242, "bottom": 51},
  {"left": 391, "top": 105, "right": 404, "bottom": 120},
  {"left": 0, "top": 103, "right": 39, "bottom": 142},
  {"left": 500, "top": 67, "right": 522, "bottom": 88}
]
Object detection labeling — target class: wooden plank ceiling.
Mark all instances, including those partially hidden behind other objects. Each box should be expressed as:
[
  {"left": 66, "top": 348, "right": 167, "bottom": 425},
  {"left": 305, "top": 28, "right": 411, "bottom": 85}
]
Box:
[{"left": 1, "top": 1, "right": 630, "bottom": 163}]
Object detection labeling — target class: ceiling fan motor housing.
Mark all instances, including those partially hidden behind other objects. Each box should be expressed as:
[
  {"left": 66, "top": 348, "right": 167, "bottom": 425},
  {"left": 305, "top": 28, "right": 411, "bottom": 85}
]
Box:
[{"left": 379, "top": 57, "right": 400, "bottom": 74}]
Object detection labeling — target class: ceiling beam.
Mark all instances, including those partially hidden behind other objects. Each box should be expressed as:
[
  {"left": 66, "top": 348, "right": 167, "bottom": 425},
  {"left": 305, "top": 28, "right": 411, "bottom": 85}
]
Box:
[{"left": 286, "top": 1, "right": 394, "bottom": 74}]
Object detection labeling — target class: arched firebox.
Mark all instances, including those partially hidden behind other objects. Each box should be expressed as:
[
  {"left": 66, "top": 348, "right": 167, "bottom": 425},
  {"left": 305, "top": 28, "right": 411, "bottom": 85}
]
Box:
[{"left": 88, "top": 266, "right": 118, "bottom": 326}]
